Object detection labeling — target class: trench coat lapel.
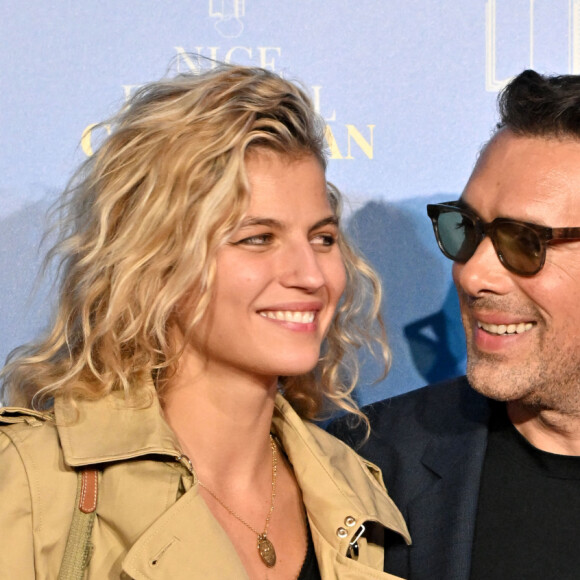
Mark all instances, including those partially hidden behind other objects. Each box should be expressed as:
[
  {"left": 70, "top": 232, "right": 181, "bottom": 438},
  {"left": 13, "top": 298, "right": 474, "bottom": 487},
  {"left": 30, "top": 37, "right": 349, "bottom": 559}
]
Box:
[{"left": 122, "top": 483, "right": 249, "bottom": 579}]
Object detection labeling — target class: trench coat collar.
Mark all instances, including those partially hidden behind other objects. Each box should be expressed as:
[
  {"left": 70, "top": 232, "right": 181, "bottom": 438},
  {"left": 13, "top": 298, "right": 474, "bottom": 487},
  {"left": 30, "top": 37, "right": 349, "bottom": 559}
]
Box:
[
  {"left": 272, "top": 394, "right": 411, "bottom": 549},
  {"left": 55, "top": 388, "right": 410, "bottom": 546},
  {"left": 54, "top": 389, "right": 410, "bottom": 577},
  {"left": 54, "top": 388, "right": 183, "bottom": 467},
  {"left": 120, "top": 393, "right": 410, "bottom": 579}
]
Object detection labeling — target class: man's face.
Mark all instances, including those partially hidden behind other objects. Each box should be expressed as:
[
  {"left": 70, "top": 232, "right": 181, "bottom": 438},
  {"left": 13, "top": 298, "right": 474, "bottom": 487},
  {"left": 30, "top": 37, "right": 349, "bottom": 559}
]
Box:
[{"left": 453, "top": 129, "right": 580, "bottom": 414}]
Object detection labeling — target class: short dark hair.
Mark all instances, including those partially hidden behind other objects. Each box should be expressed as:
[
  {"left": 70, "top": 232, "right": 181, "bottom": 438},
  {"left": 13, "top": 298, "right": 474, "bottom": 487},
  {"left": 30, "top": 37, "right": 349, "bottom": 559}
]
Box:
[{"left": 497, "top": 69, "right": 580, "bottom": 138}]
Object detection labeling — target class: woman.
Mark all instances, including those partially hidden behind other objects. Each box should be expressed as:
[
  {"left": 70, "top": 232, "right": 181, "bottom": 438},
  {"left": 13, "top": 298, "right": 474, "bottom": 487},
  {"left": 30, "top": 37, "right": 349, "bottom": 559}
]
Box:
[{"left": 0, "top": 64, "right": 409, "bottom": 579}]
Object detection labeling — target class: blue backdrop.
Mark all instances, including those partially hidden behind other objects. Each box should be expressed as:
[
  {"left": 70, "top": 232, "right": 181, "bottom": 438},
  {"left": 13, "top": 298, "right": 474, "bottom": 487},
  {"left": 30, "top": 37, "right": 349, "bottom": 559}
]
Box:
[{"left": 1, "top": 1, "right": 577, "bottom": 405}]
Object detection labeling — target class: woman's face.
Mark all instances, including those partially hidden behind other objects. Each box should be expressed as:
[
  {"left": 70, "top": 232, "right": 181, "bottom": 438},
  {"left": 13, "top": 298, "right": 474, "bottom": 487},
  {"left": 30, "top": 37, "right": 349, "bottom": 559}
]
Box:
[{"left": 178, "top": 150, "right": 347, "bottom": 383}]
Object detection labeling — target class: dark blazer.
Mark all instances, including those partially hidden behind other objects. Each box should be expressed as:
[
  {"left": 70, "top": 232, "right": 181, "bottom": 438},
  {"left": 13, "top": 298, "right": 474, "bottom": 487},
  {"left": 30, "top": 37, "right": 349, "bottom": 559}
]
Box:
[{"left": 328, "top": 377, "right": 492, "bottom": 580}]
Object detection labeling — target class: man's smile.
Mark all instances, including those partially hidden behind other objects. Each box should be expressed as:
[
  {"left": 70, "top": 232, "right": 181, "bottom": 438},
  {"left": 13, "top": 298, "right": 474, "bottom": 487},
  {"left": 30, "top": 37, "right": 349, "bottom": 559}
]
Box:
[{"left": 477, "top": 320, "right": 534, "bottom": 336}]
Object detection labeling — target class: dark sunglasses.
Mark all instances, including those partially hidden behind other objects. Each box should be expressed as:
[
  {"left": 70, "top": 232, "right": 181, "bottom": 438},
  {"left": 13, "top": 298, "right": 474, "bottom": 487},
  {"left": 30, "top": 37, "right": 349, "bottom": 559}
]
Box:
[{"left": 426, "top": 201, "right": 580, "bottom": 276}]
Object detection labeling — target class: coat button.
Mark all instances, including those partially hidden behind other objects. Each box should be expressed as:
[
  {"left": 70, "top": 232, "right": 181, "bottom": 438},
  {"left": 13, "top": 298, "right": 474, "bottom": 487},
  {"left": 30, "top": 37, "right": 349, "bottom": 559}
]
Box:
[
  {"left": 336, "top": 527, "right": 348, "bottom": 538},
  {"left": 345, "top": 516, "right": 356, "bottom": 527}
]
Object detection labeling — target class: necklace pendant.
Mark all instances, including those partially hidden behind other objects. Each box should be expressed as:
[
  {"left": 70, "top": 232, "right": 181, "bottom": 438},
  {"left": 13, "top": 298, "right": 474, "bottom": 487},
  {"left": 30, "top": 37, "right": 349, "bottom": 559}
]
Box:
[{"left": 257, "top": 534, "right": 276, "bottom": 568}]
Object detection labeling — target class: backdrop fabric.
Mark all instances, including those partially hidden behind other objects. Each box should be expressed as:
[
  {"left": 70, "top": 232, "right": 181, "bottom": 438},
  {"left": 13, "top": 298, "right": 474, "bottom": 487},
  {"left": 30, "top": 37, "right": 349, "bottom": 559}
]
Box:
[{"left": 2, "top": 1, "right": 575, "bottom": 405}]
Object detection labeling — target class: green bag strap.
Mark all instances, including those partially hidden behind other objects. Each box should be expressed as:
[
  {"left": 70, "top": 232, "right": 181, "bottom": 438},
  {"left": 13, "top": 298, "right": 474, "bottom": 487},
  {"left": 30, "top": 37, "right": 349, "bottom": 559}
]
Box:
[{"left": 58, "top": 469, "right": 99, "bottom": 580}]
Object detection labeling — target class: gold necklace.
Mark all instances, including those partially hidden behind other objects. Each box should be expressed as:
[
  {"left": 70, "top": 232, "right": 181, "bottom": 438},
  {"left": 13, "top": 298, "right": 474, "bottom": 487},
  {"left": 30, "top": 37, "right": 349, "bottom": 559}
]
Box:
[{"left": 198, "top": 434, "right": 278, "bottom": 568}]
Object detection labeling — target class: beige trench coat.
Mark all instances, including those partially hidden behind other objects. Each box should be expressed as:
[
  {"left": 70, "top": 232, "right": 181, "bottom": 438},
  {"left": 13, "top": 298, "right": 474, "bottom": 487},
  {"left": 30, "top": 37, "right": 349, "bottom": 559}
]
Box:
[{"left": 0, "top": 392, "right": 410, "bottom": 579}]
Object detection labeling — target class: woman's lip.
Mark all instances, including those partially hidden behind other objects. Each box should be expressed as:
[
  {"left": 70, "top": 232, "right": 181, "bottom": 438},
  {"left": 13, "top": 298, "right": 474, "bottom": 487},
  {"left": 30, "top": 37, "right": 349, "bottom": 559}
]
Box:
[
  {"left": 257, "top": 302, "right": 323, "bottom": 312},
  {"left": 257, "top": 310, "right": 319, "bottom": 332},
  {"left": 256, "top": 303, "right": 324, "bottom": 330},
  {"left": 258, "top": 310, "right": 317, "bottom": 324}
]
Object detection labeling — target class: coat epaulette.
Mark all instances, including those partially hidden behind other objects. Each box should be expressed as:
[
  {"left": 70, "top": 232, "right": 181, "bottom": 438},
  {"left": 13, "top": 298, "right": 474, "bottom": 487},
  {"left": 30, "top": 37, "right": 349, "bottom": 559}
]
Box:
[{"left": 0, "top": 406, "right": 52, "bottom": 426}]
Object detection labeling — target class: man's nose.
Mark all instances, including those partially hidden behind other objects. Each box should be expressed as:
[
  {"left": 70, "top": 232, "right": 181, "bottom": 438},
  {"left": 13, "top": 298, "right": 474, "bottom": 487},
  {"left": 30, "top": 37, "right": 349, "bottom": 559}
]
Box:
[{"left": 453, "top": 236, "right": 514, "bottom": 297}]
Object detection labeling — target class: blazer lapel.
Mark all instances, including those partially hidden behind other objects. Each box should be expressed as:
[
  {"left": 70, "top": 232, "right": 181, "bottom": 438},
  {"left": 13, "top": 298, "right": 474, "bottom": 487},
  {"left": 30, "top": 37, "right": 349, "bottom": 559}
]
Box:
[{"left": 406, "top": 387, "right": 491, "bottom": 580}]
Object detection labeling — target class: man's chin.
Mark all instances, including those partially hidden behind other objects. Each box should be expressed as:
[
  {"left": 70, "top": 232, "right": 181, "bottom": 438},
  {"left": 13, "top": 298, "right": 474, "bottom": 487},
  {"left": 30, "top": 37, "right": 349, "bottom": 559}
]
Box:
[{"left": 466, "top": 361, "right": 525, "bottom": 403}]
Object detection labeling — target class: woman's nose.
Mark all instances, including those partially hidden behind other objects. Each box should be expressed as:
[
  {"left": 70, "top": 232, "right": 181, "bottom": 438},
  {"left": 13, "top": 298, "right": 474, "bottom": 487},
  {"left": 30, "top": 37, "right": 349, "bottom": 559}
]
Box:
[{"left": 278, "top": 242, "right": 325, "bottom": 291}]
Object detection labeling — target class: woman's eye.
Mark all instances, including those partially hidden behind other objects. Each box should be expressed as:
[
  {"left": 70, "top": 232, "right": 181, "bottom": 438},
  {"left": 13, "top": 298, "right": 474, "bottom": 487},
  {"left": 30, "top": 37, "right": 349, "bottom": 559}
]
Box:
[
  {"left": 311, "top": 233, "right": 337, "bottom": 247},
  {"left": 234, "top": 233, "right": 273, "bottom": 246}
]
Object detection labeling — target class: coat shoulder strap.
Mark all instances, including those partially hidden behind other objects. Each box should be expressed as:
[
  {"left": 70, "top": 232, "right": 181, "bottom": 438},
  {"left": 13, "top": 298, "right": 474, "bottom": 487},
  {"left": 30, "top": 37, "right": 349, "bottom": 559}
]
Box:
[
  {"left": 0, "top": 406, "right": 51, "bottom": 425},
  {"left": 58, "top": 469, "right": 99, "bottom": 580}
]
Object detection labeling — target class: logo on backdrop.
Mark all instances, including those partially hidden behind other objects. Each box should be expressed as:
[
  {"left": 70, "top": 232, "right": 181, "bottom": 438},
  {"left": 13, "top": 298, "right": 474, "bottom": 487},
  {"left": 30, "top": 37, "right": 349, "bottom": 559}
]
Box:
[
  {"left": 81, "top": 4, "right": 375, "bottom": 162},
  {"left": 486, "top": 0, "right": 580, "bottom": 91},
  {"left": 210, "top": 0, "right": 246, "bottom": 38}
]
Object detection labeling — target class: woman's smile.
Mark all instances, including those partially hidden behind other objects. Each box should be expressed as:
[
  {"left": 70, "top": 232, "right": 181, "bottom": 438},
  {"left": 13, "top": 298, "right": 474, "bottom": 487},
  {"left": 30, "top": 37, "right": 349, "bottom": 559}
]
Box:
[
  {"left": 175, "top": 150, "right": 346, "bottom": 380},
  {"left": 258, "top": 309, "right": 317, "bottom": 325},
  {"left": 257, "top": 303, "right": 321, "bottom": 332}
]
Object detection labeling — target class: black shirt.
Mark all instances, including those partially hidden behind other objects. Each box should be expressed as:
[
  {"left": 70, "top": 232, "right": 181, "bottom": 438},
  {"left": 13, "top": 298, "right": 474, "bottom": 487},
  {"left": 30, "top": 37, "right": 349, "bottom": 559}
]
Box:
[
  {"left": 297, "top": 519, "right": 321, "bottom": 580},
  {"left": 470, "top": 402, "right": 580, "bottom": 579}
]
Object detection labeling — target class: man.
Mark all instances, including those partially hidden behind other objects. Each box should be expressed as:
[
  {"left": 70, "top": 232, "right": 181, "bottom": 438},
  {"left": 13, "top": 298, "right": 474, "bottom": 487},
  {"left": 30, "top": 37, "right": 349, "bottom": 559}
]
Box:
[{"left": 329, "top": 69, "right": 580, "bottom": 580}]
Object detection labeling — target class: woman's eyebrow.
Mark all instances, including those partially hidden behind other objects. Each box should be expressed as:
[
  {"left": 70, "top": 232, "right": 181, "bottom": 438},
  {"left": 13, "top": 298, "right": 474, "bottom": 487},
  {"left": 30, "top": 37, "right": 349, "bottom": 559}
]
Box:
[
  {"left": 238, "top": 217, "right": 282, "bottom": 229},
  {"left": 238, "top": 215, "right": 339, "bottom": 231},
  {"left": 309, "top": 216, "right": 339, "bottom": 232}
]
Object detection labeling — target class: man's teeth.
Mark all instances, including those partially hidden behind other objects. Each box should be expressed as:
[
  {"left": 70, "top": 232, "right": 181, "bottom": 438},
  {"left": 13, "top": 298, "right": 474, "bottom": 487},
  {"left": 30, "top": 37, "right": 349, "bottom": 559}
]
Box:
[
  {"left": 260, "top": 311, "right": 315, "bottom": 323},
  {"left": 477, "top": 321, "right": 533, "bottom": 335}
]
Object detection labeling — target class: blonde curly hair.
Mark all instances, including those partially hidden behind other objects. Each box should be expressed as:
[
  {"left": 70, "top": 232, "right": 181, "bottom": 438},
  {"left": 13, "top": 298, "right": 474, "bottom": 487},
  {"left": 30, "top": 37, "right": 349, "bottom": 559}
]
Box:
[{"left": 1, "top": 64, "right": 389, "bottom": 423}]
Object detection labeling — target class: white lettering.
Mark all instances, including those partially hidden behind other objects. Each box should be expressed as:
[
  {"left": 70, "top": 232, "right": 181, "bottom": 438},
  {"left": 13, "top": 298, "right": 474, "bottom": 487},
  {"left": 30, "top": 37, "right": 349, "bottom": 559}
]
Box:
[{"left": 311, "top": 86, "right": 336, "bottom": 122}]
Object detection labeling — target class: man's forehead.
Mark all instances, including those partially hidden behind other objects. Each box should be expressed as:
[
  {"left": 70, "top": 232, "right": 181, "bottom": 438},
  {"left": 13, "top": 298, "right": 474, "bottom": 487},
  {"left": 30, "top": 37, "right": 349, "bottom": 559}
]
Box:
[{"left": 462, "top": 130, "right": 580, "bottom": 224}]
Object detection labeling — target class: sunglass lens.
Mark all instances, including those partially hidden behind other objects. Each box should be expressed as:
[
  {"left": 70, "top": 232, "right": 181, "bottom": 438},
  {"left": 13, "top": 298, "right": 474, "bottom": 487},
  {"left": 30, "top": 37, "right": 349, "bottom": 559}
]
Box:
[
  {"left": 494, "top": 222, "right": 542, "bottom": 275},
  {"left": 437, "top": 209, "right": 478, "bottom": 262}
]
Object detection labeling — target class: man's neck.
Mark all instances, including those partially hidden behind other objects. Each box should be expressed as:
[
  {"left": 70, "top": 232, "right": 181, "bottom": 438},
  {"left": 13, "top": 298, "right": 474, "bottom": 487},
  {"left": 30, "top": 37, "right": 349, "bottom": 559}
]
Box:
[{"left": 507, "top": 401, "right": 580, "bottom": 455}]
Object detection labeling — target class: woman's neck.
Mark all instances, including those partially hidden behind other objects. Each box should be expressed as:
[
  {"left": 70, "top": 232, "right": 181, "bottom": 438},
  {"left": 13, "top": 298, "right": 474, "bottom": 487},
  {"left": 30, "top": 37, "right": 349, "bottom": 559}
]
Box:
[{"left": 161, "top": 354, "right": 279, "bottom": 489}]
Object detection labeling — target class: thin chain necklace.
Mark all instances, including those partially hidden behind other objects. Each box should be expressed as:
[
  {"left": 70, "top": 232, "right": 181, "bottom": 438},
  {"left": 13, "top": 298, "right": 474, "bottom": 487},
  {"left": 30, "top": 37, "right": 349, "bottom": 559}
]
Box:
[{"left": 198, "top": 434, "right": 278, "bottom": 568}]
